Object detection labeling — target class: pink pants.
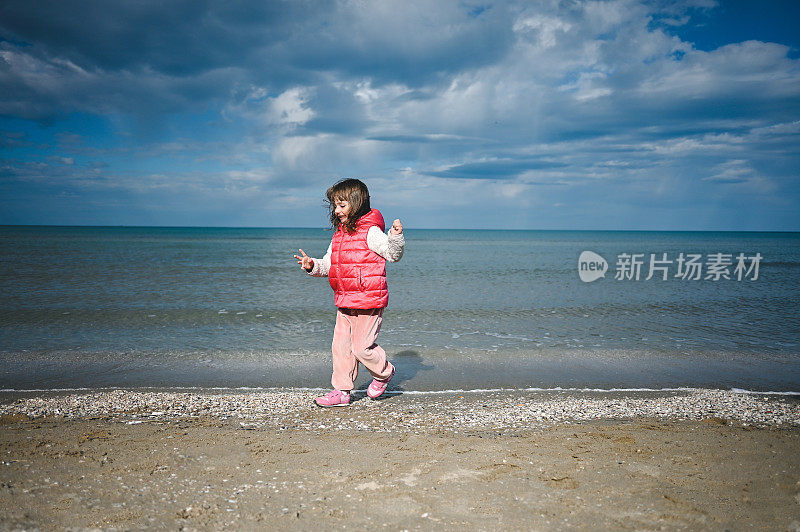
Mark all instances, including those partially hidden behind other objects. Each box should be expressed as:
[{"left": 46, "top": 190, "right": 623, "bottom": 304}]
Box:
[{"left": 331, "top": 307, "right": 395, "bottom": 391}]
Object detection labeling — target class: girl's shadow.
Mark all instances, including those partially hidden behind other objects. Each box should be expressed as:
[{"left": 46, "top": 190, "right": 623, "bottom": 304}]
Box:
[{"left": 353, "top": 350, "right": 433, "bottom": 401}]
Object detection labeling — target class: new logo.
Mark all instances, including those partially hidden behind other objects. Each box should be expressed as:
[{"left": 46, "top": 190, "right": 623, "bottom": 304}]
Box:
[{"left": 578, "top": 251, "right": 608, "bottom": 282}]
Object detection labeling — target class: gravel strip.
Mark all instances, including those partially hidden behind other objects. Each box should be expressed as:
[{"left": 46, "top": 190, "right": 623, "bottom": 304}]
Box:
[{"left": 1, "top": 389, "right": 798, "bottom": 431}]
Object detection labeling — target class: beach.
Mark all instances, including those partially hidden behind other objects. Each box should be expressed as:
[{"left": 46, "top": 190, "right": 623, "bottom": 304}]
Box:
[
  {"left": 2, "top": 389, "right": 799, "bottom": 530},
  {"left": 2, "top": 227, "right": 800, "bottom": 529}
]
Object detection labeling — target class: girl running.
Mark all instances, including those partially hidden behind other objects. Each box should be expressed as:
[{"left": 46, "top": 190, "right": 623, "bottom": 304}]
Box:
[{"left": 294, "top": 178, "right": 405, "bottom": 407}]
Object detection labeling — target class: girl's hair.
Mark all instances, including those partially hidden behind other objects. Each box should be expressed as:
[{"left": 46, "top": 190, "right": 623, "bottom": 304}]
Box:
[{"left": 326, "top": 178, "right": 371, "bottom": 233}]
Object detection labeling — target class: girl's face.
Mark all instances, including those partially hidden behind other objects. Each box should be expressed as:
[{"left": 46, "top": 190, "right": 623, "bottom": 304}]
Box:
[{"left": 334, "top": 197, "right": 351, "bottom": 223}]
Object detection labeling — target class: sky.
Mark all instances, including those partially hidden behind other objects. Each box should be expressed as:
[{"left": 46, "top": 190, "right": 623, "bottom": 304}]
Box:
[{"left": 1, "top": 0, "right": 799, "bottom": 231}]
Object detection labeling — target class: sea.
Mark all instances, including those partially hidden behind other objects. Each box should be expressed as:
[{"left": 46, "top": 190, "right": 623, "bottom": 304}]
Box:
[{"left": 1, "top": 226, "right": 798, "bottom": 393}]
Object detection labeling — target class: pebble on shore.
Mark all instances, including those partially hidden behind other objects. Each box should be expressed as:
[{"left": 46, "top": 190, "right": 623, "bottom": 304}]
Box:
[{"left": 1, "top": 389, "right": 798, "bottom": 432}]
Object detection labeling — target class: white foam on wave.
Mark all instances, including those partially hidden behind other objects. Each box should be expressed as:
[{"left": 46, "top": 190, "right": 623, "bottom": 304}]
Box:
[{"left": 730, "top": 388, "right": 800, "bottom": 396}]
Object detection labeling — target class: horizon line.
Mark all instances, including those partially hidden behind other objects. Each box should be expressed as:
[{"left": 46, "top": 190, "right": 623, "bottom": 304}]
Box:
[{"left": 1, "top": 224, "right": 799, "bottom": 233}]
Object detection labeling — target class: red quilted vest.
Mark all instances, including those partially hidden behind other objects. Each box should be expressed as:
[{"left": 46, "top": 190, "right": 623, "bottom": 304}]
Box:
[{"left": 328, "top": 209, "right": 389, "bottom": 309}]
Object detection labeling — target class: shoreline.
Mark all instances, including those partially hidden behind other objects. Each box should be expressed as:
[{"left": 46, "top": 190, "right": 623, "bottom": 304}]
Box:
[
  {"left": 4, "top": 347, "right": 800, "bottom": 393},
  {"left": 1, "top": 389, "right": 799, "bottom": 529},
  {"left": 2, "top": 387, "right": 799, "bottom": 430},
  {"left": 3, "top": 385, "right": 800, "bottom": 394}
]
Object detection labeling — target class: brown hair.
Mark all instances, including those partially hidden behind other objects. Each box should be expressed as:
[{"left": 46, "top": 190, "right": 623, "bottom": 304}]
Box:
[{"left": 326, "top": 178, "right": 371, "bottom": 233}]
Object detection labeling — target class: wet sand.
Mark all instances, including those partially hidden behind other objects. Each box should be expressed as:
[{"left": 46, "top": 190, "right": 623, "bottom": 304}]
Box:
[{"left": 1, "top": 390, "right": 799, "bottom": 530}]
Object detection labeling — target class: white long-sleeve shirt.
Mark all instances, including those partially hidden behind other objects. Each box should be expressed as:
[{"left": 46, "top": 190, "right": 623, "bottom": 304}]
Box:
[{"left": 307, "top": 227, "right": 405, "bottom": 277}]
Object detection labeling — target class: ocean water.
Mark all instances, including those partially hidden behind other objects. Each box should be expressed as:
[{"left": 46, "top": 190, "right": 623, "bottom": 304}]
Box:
[{"left": 1, "top": 226, "right": 798, "bottom": 392}]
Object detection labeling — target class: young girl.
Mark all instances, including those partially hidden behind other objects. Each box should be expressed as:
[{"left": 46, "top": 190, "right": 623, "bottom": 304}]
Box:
[{"left": 294, "top": 178, "right": 405, "bottom": 407}]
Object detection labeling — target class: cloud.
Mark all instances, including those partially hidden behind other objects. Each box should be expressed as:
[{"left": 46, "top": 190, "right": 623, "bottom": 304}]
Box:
[
  {"left": 425, "top": 158, "right": 567, "bottom": 180},
  {"left": 703, "top": 159, "right": 755, "bottom": 184},
  {"left": 0, "top": 0, "right": 515, "bottom": 121},
  {"left": 0, "top": 130, "right": 29, "bottom": 148},
  {"left": 225, "top": 86, "right": 315, "bottom": 131},
  {"left": 0, "top": 0, "right": 798, "bottom": 229}
]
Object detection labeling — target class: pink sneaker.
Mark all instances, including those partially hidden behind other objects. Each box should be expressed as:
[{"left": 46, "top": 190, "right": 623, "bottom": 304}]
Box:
[
  {"left": 314, "top": 389, "right": 351, "bottom": 408},
  {"left": 367, "top": 367, "right": 395, "bottom": 399}
]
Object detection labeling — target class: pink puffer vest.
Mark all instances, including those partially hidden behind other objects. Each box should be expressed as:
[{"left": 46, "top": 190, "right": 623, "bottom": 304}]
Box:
[{"left": 328, "top": 209, "right": 389, "bottom": 309}]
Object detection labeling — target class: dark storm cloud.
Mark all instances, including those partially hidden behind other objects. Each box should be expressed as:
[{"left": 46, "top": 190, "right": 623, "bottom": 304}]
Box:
[
  {"left": 284, "top": 2, "right": 515, "bottom": 86},
  {"left": 0, "top": 0, "right": 309, "bottom": 74},
  {"left": 0, "top": 0, "right": 515, "bottom": 121}
]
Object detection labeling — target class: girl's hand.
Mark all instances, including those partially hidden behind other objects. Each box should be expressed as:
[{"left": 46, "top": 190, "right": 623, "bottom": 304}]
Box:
[
  {"left": 390, "top": 219, "right": 403, "bottom": 235},
  {"left": 293, "top": 249, "right": 314, "bottom": 271}
]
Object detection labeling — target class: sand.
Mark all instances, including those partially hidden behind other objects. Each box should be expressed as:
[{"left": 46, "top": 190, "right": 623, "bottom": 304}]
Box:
[{"left": 1, "top": 389, "right": 799, "bottom": 530}]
